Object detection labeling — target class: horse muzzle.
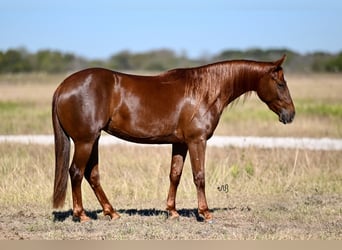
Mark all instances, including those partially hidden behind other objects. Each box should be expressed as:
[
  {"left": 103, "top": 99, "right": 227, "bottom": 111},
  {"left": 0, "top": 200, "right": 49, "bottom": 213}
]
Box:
[{"left": 279, "top": 109, "right": 295, "bottom": 124}]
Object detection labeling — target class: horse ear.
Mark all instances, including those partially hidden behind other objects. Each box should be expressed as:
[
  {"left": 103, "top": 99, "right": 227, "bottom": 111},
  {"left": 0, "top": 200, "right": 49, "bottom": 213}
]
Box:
[
  {"left": 268, "top": 54, "right": 286, "bottom": 73},
  {"left": 274, "top": 54, "right": 286, "bottom": 67}
]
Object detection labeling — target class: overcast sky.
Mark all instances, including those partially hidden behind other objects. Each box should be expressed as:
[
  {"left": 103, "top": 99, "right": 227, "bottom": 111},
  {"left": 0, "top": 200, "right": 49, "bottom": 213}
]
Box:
[{"left": 1, "top": 0, "right": 341, "bottom": 59}]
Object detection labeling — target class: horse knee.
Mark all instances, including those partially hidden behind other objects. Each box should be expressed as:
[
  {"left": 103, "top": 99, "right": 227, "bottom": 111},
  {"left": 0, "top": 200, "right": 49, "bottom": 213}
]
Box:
[
  {"left": 170, "top": 155, "right": 184, "bottom": 179},
  {"left": 193, "top": 171, "right": 205, "bottom": 188},
  {"left": 69, "top": 165, "right": 84, "bottom": 183},
  {"left": 170, "top": 166, "right": 182, "bottom": 184},
  {"left": 85, "top": 170, "right": 100, "bottom": 188}
]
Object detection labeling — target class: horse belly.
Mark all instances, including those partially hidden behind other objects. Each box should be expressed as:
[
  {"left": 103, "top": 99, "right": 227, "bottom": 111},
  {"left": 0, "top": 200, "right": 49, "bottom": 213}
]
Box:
[{"left": 106, "top": 103, "right": 182, "bottom": 144}]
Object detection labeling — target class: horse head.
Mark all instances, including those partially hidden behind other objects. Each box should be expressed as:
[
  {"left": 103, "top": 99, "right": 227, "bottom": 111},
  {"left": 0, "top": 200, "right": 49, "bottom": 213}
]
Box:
[{"left": 256, "top": 55, "right": 295, "bottom": 124}]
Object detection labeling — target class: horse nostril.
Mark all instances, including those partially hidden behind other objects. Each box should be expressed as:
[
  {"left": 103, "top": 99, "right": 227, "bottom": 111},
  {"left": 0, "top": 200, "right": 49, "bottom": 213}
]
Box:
[
  {"left": 279, "top": 110, "right": 295, "bottom": 124},
  {"left": 287, "top": 112, "right": 295, "bottom": 123},
  {"left": 289, "top": 111, "right": 295, "bottom": 123}
]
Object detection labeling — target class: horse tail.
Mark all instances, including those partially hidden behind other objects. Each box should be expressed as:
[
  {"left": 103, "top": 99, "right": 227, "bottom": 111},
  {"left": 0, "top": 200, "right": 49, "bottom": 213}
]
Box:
[{"left": 52, "top": 89, "right": 70, "bottom": 208}]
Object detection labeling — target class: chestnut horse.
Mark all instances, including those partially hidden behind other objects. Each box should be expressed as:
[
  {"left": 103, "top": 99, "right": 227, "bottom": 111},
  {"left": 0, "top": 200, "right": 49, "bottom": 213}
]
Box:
[{"left": 52, "top": 55, "right": 295, "bottom": 222}]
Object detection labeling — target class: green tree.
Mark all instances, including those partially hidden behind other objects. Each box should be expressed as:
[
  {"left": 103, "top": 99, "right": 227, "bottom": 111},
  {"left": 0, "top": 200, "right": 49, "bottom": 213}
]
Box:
[
  {"left": 0, "top": 48, "right": 32, "bottom": 73},
  {"left": 324, "top": 52, "right": 342, "bottom": 72}
]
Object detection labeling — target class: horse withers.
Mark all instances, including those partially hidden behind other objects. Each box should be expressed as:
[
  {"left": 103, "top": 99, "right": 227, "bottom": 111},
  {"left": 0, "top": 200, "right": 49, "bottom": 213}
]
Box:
[{"left": 52, "top": 55, "right": 295, "bottom": 222}]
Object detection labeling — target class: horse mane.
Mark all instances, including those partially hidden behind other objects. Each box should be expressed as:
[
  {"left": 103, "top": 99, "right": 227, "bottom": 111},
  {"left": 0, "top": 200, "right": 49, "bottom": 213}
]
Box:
[
  {"left": 180, "top": 60, "right": 270, "bottom": 112},
  {"left": 184, "top": 63, "right": 228, "bottom": 107}
]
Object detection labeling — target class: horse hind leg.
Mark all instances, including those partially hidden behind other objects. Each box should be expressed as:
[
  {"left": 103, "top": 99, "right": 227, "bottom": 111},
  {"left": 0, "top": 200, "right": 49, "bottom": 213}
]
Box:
[
  {"left": 69, "top": 141, "right": 95, "bottom": 222},
  {"left": 84, "top": 137, "right": 120, "bottom": 220}
]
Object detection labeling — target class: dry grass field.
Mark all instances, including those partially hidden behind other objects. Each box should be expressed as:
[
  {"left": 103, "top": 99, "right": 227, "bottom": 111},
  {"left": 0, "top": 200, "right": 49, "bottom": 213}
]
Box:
[{"left": 0, "top": 72, "right": 341, "bottom": 239}]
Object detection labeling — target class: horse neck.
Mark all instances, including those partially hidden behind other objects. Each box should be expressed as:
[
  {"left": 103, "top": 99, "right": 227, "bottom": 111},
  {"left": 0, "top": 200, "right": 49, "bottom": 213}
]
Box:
[
  {"left": 183, "top": 61, "right": 267, "bottom": 113},
  {"left": 220, "top": 61, "right": 266, "bottom": 106}
]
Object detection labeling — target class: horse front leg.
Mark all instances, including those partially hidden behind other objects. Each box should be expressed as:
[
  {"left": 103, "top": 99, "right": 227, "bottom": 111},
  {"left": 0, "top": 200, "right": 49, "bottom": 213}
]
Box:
[
  {"left": 166, "top": 143, "right": 188, "bottom": 219},
  {"left": 188, "top": 139, "right": 212, "bottom": 222}
]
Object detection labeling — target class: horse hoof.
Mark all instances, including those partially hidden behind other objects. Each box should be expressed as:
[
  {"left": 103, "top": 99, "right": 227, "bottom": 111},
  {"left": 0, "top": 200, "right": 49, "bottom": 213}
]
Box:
[
  {"left": 111, "top": 213, "right": 121, "bottom": 220},
  {"left": 199, "top": 210, "right": 213, "bottom": 223},
  {"left": 168, "top": 210, "right": 180, "bottom": 220},
  {"left": 79, "top": 215, "right": 91, "bottom": 223},
  {"left": 169, "top": 214, "right": 180, "bottom": 220},
  {"left": 103, "top": 210, "right": 120, "bottom": 221}
]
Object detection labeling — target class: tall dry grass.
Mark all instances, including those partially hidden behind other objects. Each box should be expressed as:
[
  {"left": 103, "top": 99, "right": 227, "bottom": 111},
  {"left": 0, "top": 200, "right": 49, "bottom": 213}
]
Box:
[{"left": 1, "top": 143, "right": 340, "bottom": 209}]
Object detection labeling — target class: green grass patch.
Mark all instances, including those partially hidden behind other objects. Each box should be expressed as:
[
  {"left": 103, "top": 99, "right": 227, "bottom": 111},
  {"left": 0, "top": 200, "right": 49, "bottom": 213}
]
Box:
[
  {"left": 296, "top": 100, "right": 342, "bottom": 117},
  {"left": 221, "top": 102, "right": 276, "bottom": 123},
  {"left": 221, "top": 99, "right": 342, "bottom": 123},
  {"left": 0, "top": 101, "right": 52, "bottom": 134}
]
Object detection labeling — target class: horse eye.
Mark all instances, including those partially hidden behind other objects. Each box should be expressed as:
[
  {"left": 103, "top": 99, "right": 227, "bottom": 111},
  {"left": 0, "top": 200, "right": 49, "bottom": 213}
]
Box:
[
  {"left": 276, "top": 81, "right": 286, "bottom": 89},
  {"left": 272, "top": 76, "right": 286, "bottom": 89}
]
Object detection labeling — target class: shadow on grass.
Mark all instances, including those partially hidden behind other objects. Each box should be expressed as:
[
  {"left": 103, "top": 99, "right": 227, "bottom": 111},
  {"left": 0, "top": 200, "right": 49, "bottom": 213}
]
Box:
[{"left": 52, "top": 207, "right": 229, "bottom": 223}]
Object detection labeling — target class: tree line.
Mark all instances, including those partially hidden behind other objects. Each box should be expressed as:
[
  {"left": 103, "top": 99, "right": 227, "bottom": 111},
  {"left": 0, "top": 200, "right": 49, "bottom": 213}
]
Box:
[{"left": 0, "top": 47, "right": 341, "bottom": 73}]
